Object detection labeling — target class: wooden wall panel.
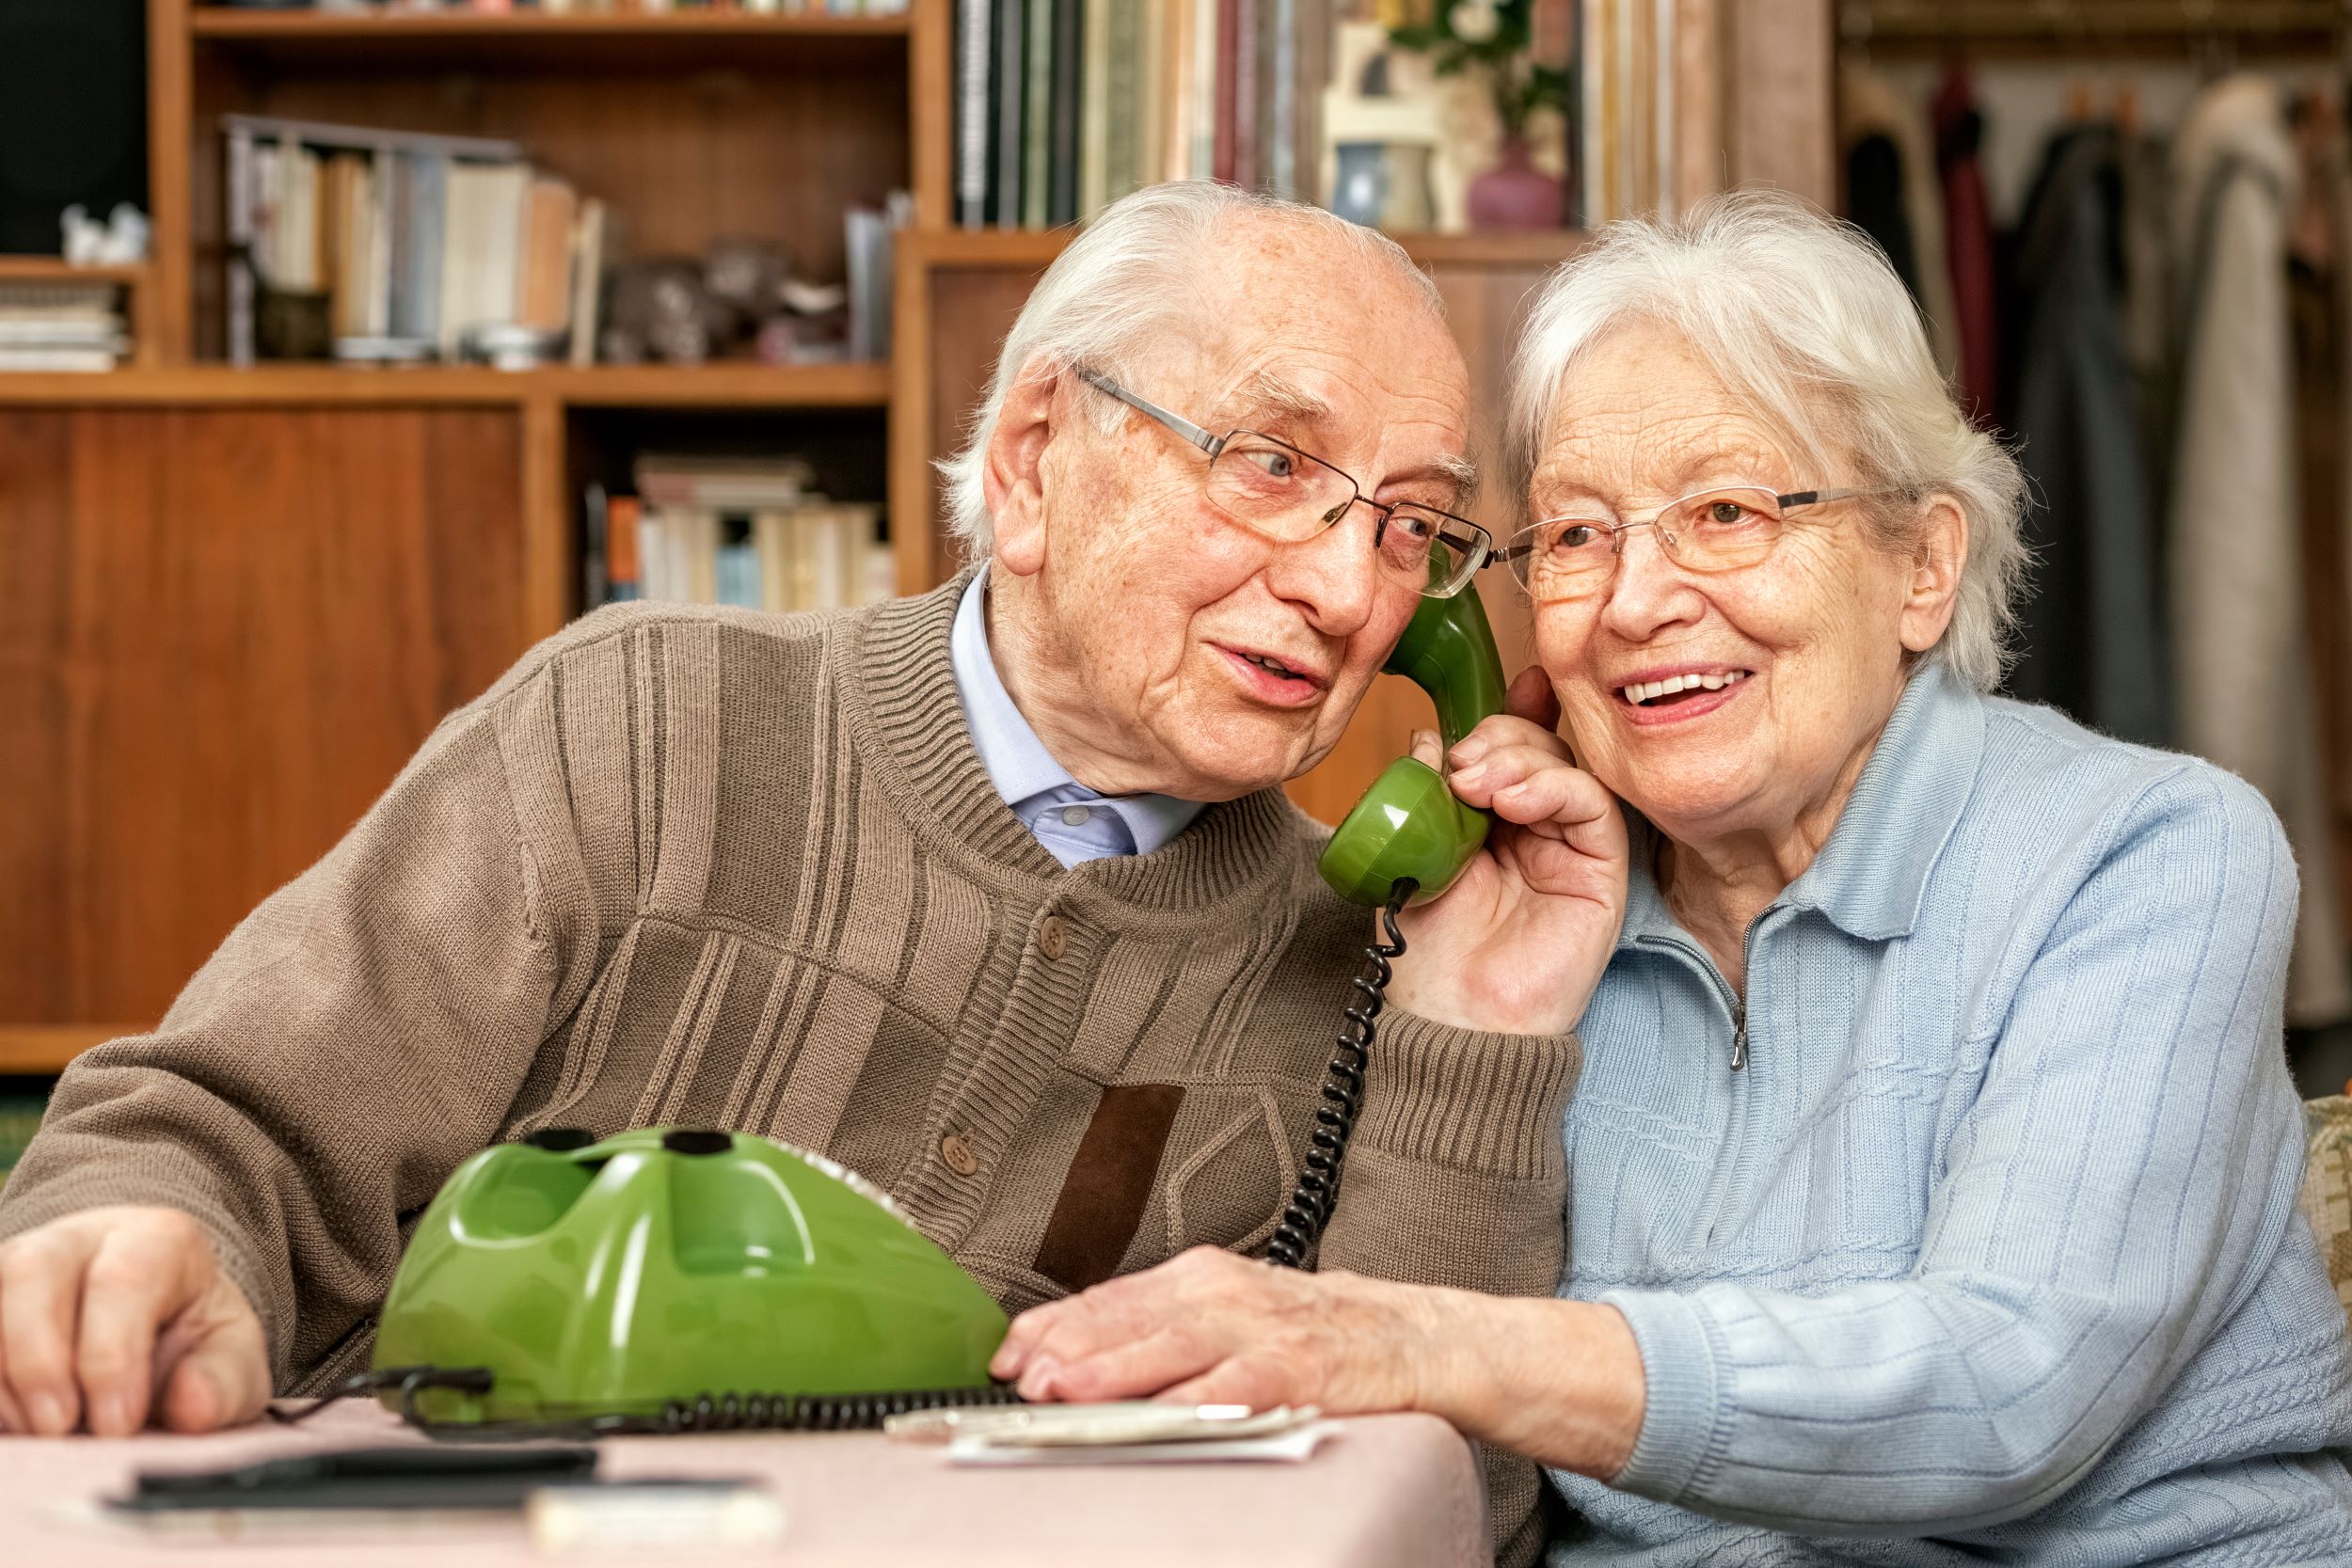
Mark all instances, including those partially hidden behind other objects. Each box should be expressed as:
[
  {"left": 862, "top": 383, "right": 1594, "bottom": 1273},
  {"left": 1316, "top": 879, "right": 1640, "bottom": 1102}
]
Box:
[{"left": 0, "top": 407, "right": 524, "bottom": 1026}]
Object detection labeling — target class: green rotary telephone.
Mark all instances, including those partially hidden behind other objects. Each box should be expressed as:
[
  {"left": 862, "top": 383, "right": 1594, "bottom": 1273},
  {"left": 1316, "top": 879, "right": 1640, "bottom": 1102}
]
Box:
[{"left": 366, "top": 1128, "right": 1014, "bottom": 1433}]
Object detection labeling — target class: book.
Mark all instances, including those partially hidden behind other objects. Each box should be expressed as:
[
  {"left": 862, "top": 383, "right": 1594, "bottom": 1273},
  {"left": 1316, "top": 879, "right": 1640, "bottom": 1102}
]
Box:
[
  {"left": 400, "top": 152, "right": 448, "bottom": 345},
  {"left": 516, "top": 176, "right": 578, "bottom": 333},
  {"left": 1212, "top": 0, "right": 1237, "bottom": 184},
  {"left": 1079, "top": 0, "right": 1112, "bottom": 220},
  {"left": 1023, "top": 0, "right": 1054, "bottom": 229},
  {"left": 957, "top": 0, "right": 993, "bottom": 228},
  {"left": 605, "top": 495, "right": 643, "bottom": 601},
  {"left": 567, "top": 197, "right": 610, "bottom": 367},
  {"left": 1048, "top": 0, "right": 1082, "bottom": 225},
  {"left": 993, "top": 0, "right": 1026, "bottom": 227},
  {"left": 438, "top": 160, "right": 530, "bottom": 357}
]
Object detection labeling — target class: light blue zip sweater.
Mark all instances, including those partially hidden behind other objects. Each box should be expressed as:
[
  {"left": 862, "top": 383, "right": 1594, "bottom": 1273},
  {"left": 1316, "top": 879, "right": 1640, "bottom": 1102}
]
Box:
[{"left": 1552, "top": 663, "right": 2352, "bottom": 1564}]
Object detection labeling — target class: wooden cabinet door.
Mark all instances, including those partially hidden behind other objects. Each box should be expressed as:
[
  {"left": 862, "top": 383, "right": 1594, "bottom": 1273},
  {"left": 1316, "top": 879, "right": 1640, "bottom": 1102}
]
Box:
[{"left": 0, "top": 406, "right": 525, "bottom": 1032}]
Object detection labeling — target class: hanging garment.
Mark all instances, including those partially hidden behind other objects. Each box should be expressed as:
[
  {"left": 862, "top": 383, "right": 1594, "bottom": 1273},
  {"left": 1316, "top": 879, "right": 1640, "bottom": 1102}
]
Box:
[
  {"left": 2004, "top": 124, "right": 2169, "bottom": 748},
  {"left": 2170, "top": 74, "right": 2352, "bottom": 1026},
  {"left": 2295, "top": 113, "right": 2352, "bottom": 978},
  {"left": 1843, "top": 63, "right": 1963, "bottom": 383},
  {"left": 1934, "top": 63, "right": 1999, "bottom": 427},
  {"left": 2117, "top": 129, "right": 2176, "bottom": 492}
]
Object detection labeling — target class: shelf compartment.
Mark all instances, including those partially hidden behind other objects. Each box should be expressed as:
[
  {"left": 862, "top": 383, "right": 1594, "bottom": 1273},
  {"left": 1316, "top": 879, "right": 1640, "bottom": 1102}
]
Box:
[{"left": 189, "top": 7, "right": 914, "bottom": 69}]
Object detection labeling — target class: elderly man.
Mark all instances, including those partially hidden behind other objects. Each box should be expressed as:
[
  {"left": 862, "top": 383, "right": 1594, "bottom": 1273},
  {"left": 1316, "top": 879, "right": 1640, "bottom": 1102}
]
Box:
[{"left": 0, "top": 183, "right": 1585, "bottom": 1564}]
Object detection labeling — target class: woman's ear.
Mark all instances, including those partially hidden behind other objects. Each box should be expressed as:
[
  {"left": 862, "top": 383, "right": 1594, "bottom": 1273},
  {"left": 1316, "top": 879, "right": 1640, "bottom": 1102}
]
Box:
[
  {"left": 1899, "top": 496, "right": 1968, "bottom": 655},
  {"left": 982, "top": 356, "right": 1060, "bottom": 578}
]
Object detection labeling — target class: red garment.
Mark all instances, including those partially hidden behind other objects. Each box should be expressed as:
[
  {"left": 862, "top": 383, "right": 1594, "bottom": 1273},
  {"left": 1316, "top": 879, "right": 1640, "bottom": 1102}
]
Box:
[{"left": 1935, "top": 64, "right": 2000, "bottom": 427}]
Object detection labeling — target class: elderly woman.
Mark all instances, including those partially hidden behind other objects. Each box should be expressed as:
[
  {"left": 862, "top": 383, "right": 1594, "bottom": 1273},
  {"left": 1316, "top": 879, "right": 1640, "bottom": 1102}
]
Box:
[{"left": 992, "top": 195, "right": 2352, "bottom": 1560}]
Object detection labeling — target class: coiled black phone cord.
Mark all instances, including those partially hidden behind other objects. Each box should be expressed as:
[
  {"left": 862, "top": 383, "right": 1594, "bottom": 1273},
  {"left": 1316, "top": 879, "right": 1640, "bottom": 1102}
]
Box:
[
  {"left": 1263, "top": 879, "right": 1415, "bottom": 1270},
  {"left": 270, "top": 1367, "right": 1021, "bottom": 1440}
]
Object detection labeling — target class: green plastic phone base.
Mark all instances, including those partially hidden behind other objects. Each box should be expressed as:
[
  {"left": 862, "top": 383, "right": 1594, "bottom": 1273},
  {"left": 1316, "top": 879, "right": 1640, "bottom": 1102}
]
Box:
[
  {"left": 1317, "top": 584, "right": 1507, "bottom": 908},
  {"left": 373, "top": 1128, "right": 1009, "bottom": 1427}
]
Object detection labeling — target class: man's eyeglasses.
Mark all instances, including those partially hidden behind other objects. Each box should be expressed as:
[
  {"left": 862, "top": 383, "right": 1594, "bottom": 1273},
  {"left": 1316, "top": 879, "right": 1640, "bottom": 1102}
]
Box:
[
  {"left": 1495, "top": 485, "right": 1879, "bottom": 603},
  {"left": 1076, "top": 369, "right": 1492, "bottom": 599}
]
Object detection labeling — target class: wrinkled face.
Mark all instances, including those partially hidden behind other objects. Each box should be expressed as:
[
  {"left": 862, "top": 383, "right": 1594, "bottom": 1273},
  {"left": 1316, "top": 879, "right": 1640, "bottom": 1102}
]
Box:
[
  {"left": 1527, "top": 321, "right": 1940, "bottom": 843},
  {"left": 994, "top": 221, "right": 1474, "bottom": 800}
]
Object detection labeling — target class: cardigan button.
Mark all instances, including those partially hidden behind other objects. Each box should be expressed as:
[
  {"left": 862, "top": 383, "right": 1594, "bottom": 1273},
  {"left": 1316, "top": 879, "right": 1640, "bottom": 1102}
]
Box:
[
  {"left": 1037, "top": 914, "right": 1070, "bottom": 960},
  {"left": 939, "top": 1132, "right": 979, "bottom": 1178}
]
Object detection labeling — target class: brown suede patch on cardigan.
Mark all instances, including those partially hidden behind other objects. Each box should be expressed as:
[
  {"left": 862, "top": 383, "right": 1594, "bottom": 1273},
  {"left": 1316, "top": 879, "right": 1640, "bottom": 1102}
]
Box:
[{"left": 1033, "top": 1083, "right": 1186, "bottom": 1291}]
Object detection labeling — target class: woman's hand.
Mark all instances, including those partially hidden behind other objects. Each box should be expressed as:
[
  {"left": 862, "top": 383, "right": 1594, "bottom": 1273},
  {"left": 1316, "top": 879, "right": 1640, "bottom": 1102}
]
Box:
[
  {"left": 1387, "top": 666, "right": 1628, "bottom": 1036},
  {"left": 991, "top": 1245, "right": 1652, "bottom": 1481},
  {"left": 990, "top": 1246, "right": 1459, "bottom": 1415}
]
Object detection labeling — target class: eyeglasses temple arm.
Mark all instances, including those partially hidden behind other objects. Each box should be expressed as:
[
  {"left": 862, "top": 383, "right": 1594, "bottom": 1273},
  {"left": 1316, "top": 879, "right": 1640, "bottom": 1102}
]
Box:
[
  {"left": 1073, "top": 368, "right": 1222, "bottom": 456},
  {"left": 1776, "top": 487, "right": 1866, "bottom": 511}
]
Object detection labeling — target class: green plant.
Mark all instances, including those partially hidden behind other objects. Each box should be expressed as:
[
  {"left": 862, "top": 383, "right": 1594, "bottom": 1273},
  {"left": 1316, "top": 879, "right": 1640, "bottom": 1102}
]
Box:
[{"left": 1388, "top": 0, "right": 1571, "bottom": 139}]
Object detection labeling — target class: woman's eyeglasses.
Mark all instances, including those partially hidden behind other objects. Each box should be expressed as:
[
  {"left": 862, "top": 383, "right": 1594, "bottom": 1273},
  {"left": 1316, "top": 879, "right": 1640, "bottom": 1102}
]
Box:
[{"left": 1495, "top": 485, "right": 1876, "bottom": 602}]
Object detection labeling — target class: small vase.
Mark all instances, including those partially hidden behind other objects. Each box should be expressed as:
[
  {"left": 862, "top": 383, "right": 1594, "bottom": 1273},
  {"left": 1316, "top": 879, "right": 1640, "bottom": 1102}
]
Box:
[{"left": 1468, "top": 135, "right": 1564, "bottom": 230}]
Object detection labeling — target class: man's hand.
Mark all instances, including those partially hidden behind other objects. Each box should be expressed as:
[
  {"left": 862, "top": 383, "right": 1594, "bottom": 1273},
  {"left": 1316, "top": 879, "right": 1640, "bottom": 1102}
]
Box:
[
  {"left": 1386, "top": 666, "right": 1628, "bottom": 1037},
  {"left": 0, "top": 1207, "right": 268, "bottom": 1436}
]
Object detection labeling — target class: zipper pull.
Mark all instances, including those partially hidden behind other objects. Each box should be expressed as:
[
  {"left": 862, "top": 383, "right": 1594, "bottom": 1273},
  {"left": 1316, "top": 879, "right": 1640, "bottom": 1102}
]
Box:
[{"left": 1729, "top": 1006, "right": 1748, "bottom": 1072}]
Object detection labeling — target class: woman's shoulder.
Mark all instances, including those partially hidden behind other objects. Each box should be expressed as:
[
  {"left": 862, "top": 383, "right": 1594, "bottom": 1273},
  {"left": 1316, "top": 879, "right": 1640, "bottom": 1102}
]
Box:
[{"left": 1963, "top": 693, "right": 2290, "bottom": 895}]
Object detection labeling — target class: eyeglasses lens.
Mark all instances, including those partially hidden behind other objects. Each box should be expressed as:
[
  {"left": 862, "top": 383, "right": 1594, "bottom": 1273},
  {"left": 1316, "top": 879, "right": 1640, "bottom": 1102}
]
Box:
[
  {"left": 1513, "top": 487, "right": 1788, "bottom": 600},
  {"left": 1206, "top": 438, "right": 1478, "bottom": 595}
]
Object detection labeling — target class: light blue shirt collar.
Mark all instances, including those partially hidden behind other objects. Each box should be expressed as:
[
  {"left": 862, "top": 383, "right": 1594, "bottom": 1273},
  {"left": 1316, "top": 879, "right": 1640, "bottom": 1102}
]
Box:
[
  {"left": 948, "top": 571, "right": 1205, "bottom": 866},
  {"left": 1620, "top": 662, "right": 1986, "bottom": 948}
]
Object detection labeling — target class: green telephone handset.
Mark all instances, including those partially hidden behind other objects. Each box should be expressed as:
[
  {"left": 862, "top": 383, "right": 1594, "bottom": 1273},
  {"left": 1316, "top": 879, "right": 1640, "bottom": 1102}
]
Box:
[{"left": 1316, "top": 583, "right": 1509, "bottom": 909}]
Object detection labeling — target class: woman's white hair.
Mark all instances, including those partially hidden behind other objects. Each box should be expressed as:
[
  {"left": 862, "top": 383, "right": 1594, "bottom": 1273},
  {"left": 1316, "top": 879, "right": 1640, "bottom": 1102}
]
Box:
[
  {"left": 938, "top": 181, "right": 1441, "bottom": 558},
  {"left": 1505, "top": 190, "right": 2028, "bottom": 694}
]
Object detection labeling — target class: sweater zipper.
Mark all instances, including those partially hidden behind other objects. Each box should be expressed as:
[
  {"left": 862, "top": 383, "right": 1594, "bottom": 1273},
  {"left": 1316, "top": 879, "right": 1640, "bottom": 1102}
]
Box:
[{"left": 1729, "top": 1004, "right": 1748, "bottom": 1072}]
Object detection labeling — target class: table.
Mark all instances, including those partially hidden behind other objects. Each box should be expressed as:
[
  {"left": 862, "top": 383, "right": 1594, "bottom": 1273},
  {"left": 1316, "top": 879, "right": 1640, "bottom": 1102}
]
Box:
[{"left": 3, "top": 1402, "right": 1489, "bottom": 1567}]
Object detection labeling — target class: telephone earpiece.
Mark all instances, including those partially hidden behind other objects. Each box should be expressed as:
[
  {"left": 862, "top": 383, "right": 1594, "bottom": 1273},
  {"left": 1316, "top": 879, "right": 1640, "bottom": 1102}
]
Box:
[{"left": 1316, "top": 585, "right": 1508, "bottom": 908}]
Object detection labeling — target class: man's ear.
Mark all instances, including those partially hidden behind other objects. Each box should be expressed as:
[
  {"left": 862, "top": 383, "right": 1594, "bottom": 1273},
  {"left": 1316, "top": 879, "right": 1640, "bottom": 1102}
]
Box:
[
  {"left": 982, "top": 355, "right": 1060, "bottom": 578},
  {"left": 1899, "top": 495, "right": 1969, "bottom": 655}
]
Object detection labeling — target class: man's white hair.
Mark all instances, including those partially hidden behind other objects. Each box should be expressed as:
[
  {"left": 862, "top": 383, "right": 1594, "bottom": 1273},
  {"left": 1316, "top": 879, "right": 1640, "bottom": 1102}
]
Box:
[
  {"left": 1505, "top": 191, "right": 2029, "bottom": 694},
  {"left": 937, "top": 181, "right": 1444, "bottom": 559}
]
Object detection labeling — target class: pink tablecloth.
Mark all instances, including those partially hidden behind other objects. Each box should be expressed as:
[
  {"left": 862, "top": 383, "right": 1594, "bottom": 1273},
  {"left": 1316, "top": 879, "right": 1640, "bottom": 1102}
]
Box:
[{"left": 2, "top": 1402, "right": 1488, "bottom": 1567}]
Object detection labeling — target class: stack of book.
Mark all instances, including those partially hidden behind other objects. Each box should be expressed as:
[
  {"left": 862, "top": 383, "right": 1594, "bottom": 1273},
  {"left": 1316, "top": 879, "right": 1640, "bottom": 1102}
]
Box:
[
  {"left": 952, "top": 0, "right": 1331, "bottom": 228},
  {"left": 0, "top": 280, "right": 129, "bottom": 372},
  {"left": 589, "top": 455, "right": 896, "bottom": 613},
  {"left": 226, "top": 115, "right": 610, "bottom": 367}
]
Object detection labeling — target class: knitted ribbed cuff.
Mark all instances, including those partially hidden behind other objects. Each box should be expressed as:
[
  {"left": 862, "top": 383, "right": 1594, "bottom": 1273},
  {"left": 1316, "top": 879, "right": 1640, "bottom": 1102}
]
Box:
[
  {"left": 0, "top": 1177, "right": 284, "bottom": 1383},
  {"left": 1599, "top": 1287, "right": 1737, "bottom": 1506},
  {"left": 1352, "top": 1012, "right": 1580, "bottom": 1180}
]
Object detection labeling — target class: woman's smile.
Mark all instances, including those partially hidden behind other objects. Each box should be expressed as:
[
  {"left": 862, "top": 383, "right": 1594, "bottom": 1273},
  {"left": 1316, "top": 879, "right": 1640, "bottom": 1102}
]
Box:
[{"left": 1608, "top": 666, "right": 1755, "bottom": 727}]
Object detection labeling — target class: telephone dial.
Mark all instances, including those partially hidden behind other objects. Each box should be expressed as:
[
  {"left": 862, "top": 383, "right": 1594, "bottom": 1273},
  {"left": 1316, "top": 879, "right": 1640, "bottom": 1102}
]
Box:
[{"left": 309, "top": 589, "right": 1510, "bottom": 1437}]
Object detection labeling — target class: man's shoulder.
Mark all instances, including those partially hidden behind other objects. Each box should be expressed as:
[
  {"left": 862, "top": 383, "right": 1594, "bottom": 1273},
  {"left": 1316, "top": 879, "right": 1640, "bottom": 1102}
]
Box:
[{"left": 501, "top": 598, "right": 854, "bottom": 698}]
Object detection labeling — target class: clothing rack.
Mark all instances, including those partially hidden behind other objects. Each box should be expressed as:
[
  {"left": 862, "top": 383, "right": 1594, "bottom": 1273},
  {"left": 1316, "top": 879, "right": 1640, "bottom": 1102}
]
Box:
[{"left": 1840, "top": 0, "right": 2346, "bottom": 58}]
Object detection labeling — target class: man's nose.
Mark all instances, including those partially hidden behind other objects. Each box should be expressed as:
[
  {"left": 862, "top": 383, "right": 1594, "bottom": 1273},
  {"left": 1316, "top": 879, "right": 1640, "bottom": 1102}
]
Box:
[{"left": 1263, "top": 503, "right": 1383, "bottom": 635}]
